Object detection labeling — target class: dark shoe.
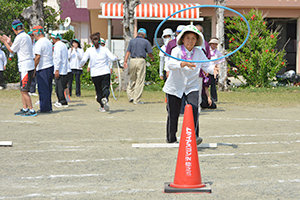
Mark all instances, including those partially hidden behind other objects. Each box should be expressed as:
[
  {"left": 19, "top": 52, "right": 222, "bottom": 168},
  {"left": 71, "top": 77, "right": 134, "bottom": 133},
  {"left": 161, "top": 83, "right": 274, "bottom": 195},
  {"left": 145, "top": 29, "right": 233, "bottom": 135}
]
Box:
[
  {"left": 196, "top": 137, "right": 203, "bottom": 145},
  {"left": 21, "top": 110, "right": 37, "bottom": 117},
  {"left": 37, "top": 110, "right": 52, "bottom": 113},
  {"left": 14, "top": 109, "right": 28, "bottom": 116},
  {"left": 129, "top": 98, "right": 134, "bottom": 103},
  {"left": 166, "top": 139, "right": 178, "bottom": 143}
]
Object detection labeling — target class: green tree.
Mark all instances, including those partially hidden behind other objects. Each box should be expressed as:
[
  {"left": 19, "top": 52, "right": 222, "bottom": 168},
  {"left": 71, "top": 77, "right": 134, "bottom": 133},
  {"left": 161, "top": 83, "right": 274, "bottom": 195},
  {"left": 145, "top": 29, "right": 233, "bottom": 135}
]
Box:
[
  {"left": 145, "top": 46, "right": 164, "bottom": 88},
  {"left": 226, "top": 9, "right": 286, "bottom": 87}
]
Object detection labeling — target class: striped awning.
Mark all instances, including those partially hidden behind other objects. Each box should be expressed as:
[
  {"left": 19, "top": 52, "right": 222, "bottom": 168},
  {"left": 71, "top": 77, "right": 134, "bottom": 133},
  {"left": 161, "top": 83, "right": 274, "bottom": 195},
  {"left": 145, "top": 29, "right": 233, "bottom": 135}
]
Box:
[{"left": 99, "top": 3, "right": 200, "bottom": 20}]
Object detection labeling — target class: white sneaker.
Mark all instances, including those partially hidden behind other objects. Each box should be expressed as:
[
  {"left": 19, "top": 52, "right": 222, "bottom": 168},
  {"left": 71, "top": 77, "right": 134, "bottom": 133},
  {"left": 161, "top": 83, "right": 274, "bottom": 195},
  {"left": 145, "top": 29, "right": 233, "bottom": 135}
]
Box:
[
  {"left": 54, "top": 101, "right": 69, "bottom": 108},
  {"left": 0, "top": 86, "right": 4, "bottom": 90},
  {"left": 30, "top": 93, "right": 38, "bottom": 96},
  {"left": 99, "top": 107, "right": 106, "bottom": 112},
  {"left": 101, "top": 98, "right": 109, "bottom": 111}
]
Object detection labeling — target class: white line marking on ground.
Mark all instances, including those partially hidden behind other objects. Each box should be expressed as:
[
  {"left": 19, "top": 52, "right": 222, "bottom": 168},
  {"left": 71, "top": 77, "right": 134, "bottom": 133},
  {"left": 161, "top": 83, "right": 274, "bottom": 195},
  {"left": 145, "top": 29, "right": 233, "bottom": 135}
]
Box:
[
  {"left": 132, "top": 143, "right": 217, "bottom": 148},
  {"left": 0, "top": 191, "right": 98, "bottom": 199},
  {"left": 278, "top": 179, "right": 300, "bottom": 183},
  {"left": 208, "top": 132, "right": 300, "bottom": 138},
  {"left": 105, "top": 189, "right": 156, "bottom": 195},
  {"left": 203, "top": 117, "right": 300, "bottom": 122},
  {"left": 20, "top": 174, "right": 103, "bottom": 180},
  {"left": 13, "top": 149, "right": 85, "bottom": 153},
  {"left": 237, "top": 140, "right": 300, "bottom": 145},
  {"left": 199, "top": 151, "right": 293, "bottom": 157},
  {"left": 0, "top": 120, "right": 36, "bottom": 124},
  {"left": 228, "top": 163, "right": 300, "bottom": 170},
  {"left": 54, "top": 157, "right": 136, "bottom": 163}
]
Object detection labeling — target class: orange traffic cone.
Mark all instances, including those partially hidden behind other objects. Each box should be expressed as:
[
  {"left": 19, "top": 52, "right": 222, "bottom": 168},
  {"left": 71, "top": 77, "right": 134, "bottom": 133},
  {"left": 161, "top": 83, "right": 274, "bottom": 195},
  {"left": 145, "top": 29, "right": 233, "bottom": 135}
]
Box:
[{"left": 164, "top": 104, "right": 211, "bottom": 193}]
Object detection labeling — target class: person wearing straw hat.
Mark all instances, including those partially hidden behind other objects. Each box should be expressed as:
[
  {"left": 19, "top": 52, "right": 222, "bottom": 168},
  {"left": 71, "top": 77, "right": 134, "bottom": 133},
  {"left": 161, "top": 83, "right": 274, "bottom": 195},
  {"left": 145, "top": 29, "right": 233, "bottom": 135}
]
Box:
[
  {"left": 163, "top": 25, "right": 219, "bottom": 144},
  {"left": 80, "top": 32, "right": 118, "bottom": 112},
  {"left": 0, "top": 43, "right": 7, "bottom": 90},
  {"left": 68, "top": 38, "right": 84, "bottom": 97},
  {"left": 51, "top": 31, "right": 69, "bottom": 108},
  {"left": 123, "top": 28, "right": 154, "bottom": 105},
  {"left": 0, "top": 20, "right": 36, "bottom": 116},
  {"left": 32, "top": 25, "right": 54, "bottom": 113},
  {"left": 159, "top": 28, "right": 174, "bottom": 80}
]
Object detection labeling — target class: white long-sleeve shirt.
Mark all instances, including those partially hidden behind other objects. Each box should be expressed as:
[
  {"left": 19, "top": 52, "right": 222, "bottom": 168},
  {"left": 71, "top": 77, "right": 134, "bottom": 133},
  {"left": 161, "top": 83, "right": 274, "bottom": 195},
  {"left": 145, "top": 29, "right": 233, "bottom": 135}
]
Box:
[
  {"left": 53, "top": 40, "right": 69, "bottom": 75},
  {"left": 0, "top": 50, "right": 7, "bottom": 71},
  {"left": 80, "top": 46, "right": 117, "bottom": 77},
  {"left": 163, "top": 45, "right": 215, "bottom": 98},
  {"left": 68, "top": 48, "right": 84, "bottom": 70}
]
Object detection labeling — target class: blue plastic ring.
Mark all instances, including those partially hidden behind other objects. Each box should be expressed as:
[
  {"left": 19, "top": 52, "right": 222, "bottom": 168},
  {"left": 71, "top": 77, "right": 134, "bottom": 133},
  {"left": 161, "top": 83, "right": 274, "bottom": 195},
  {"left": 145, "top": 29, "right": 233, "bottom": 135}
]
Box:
[{"left": 154, "top": 5, "right": 251, "bottom": 63}]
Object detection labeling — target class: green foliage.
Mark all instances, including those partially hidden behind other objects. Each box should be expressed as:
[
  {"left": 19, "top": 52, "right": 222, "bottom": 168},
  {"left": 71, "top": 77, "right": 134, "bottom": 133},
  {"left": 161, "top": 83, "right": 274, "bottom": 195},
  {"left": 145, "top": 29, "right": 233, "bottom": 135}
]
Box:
[
  {"left": 3, "top": 54, "right": 19, "bottom": 83},
  {"left": 226, "top": 9, "right": 286, "bottom": 87},
  {"left": 145, "top": 46, "right": 164, "bottom": 88},
  {"left": 80, "top": 42, "right": 93, "bottom": 85},
  {"left": 44, "top": 5, "right": 63, "bottom": 33},
  {"left": 62, "top": 30, "right": 75, "bottom": 42}
]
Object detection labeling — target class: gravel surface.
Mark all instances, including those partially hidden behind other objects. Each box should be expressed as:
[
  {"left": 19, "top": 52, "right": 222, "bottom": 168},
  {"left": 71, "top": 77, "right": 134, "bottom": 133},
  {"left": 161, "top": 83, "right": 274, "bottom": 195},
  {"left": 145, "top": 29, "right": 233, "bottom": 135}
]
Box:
[{"left": 0, "top": 92, "right": 299, "bottom": 199}]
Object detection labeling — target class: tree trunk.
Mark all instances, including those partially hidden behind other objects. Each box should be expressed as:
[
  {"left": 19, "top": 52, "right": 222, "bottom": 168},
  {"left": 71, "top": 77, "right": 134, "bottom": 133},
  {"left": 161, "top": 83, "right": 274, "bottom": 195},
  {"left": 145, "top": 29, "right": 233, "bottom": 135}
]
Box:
[
  {"left": 22, "top": 0, "right": 44, "bottom": 29},
  {"left": 214, "top": 0, "right": 228, "bottom": 91},
  {"left": 121, "top": 0, "right": 140, "bottom": 91}
]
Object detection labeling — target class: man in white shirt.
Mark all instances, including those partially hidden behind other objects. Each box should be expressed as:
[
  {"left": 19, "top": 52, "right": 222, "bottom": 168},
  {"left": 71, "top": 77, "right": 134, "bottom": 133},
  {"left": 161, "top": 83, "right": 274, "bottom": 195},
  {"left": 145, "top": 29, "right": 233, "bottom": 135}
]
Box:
[
  {"left": 33, "top": 26, "right": 54, "bottom": 113},
  {"left": 51, "top": 31, "right": 69, "bottom": 108},
  {"left": 0, "top": 20, "right": 36, "bottom": 116}
]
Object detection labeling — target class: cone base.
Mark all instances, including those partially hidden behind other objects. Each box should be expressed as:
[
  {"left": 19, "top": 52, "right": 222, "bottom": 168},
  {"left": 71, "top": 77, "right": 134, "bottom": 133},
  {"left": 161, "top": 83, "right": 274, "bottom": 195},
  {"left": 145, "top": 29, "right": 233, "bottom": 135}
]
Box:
[{"left": 164, "top": 182, "right": 212, "bottom": 193}]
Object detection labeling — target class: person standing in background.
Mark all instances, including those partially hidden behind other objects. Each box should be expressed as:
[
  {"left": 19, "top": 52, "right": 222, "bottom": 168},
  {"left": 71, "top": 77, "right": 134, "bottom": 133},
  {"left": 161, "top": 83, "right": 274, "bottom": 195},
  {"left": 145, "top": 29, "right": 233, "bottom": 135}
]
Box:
[
  {"left": 0, "top": 43, "right": 7, "bottom": 90},
  {"left": 123, "top": 28, "right": 154, "bottom": 105},
  {"left": 68, "top": 39, "right": 84, "bottom": 97}
]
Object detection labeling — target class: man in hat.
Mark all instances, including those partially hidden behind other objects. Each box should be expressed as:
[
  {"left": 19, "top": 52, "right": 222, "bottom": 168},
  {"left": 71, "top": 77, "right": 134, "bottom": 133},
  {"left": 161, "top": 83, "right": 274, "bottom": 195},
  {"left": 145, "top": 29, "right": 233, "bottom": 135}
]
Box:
[
  {"left": 68, "top": 38, "right": 84, "bottom": 97},
  {"left": 32, "top": 25, "right": 54, "bottom": 113},
  {"left": 0, "top": 20, "right": 36, "bottom": 116},
  {"left": 51, "top": 31, "right": 69, "bottom": 108},
  {"left": 123, "top": 28, "right": 154, "bottom": 104}
]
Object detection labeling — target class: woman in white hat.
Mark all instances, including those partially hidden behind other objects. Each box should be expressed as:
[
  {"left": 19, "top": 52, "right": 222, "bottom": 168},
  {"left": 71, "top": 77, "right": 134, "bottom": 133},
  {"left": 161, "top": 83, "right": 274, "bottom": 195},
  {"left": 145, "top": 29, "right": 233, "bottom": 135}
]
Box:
[
  {"left": 159, "top": 28, "right": 174, "bottom": 80},
  {"left": 163, "top": 25, "right": 218, "bottom": 144}
]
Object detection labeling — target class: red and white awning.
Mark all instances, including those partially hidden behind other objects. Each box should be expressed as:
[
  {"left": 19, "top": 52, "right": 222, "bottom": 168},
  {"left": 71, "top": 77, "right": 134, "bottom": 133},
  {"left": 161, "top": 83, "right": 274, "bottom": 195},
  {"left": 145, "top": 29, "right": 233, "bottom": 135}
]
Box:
[{"left": 99, "top": 3, "right": 200, "bottom": 20}]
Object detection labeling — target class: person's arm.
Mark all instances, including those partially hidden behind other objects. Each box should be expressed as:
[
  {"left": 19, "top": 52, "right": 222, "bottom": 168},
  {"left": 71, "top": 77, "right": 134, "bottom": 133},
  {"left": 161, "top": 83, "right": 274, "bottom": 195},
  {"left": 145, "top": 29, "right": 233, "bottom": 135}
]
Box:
[
  {"left": 77, "top": 48, "right": 84, "bottom": 60},
  {"left": 34, "top": 54, "right": 41, "bottom": 69},
  {"left": 3, "top": 52, "right": 7, "bottom": 70},
  {"left": 79, "top": 49, "right": 90, "bottom": 68},
  {"left": 123, "top": 51, "right": 130, "bottom": 69},
  {"left": 159, "top": 56, "right": 164, "bottom": 79},
  {"left": 205, "top": 86, "right": 212, "bottom": 106},
  {"left": 0, "top": 35, "right": 14, "bottom": 54}
]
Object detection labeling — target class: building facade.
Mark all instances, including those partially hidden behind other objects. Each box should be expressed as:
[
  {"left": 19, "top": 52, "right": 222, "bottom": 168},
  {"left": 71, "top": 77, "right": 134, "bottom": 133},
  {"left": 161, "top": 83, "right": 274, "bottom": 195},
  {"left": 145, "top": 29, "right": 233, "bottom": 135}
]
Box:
[{"left": 87, "top": 0, "right": 300, "bottom": 73}]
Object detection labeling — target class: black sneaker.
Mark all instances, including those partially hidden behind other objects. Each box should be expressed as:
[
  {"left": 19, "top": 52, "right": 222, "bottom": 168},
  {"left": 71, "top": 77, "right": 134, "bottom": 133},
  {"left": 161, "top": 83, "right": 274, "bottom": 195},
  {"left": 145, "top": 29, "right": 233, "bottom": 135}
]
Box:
[
  {"left": 196, "top": 137, "right": 203, "bottom": 145},
  {"left": 21, "top": 110, "right": 37, "bottom": 117},
  {"left": 14, "top": 109, "right": 28, "bottom": 116}
]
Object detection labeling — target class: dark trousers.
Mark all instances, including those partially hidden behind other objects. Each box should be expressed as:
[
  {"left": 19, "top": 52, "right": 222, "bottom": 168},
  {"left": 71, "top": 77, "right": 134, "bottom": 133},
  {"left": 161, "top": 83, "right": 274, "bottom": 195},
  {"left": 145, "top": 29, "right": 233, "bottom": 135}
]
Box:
[
  {"left": 36, "top": 66, "right": 54, "bottom": 112},
  {"left": 200, "top": 93, "right": 217, "bottom": 109},
  {"left": 209, "top": 74, "right": 218, "bottom": 102},
  {"left": 68, "top": 69, "right": 82, "bottom": 96},
  {"left": 166, "top": 91, "right": 199, "bottom": 143},
  {"left": 55, "top": 74, "right": 68, "bottom": 105},
  {"left": 0, "top": 71, "right": 4, "bottom": 87},
  {"left": 92, "top": 73, "right": 110, "bottom": 107},
  {"left": 29, "top": 76, "right": 37, "bottom": 93}
]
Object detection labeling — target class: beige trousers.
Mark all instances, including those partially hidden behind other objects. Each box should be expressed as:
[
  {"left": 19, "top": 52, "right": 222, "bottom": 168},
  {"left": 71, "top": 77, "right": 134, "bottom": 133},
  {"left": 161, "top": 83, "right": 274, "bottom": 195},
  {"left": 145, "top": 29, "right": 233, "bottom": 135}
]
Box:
[{"left": 127, "top": 58, "right": 146, "bottom": 103}]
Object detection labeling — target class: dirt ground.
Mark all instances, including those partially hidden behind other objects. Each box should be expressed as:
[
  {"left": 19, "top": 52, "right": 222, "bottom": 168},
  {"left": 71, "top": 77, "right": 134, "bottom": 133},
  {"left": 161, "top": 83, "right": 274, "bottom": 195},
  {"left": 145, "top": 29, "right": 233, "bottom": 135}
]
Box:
[{"left": 0, "top": 90, "right": 299, "bottom": 199}]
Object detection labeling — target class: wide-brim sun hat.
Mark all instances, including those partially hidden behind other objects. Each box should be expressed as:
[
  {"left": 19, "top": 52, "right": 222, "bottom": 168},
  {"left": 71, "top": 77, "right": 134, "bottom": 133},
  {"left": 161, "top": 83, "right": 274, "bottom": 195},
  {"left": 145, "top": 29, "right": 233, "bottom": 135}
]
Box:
[
  {"left": 177, "top": 25, "right": 204, "bottom": 47},
  {"left": 162, "top": 28, "right": 173, "bottom": 38},
  {"left": 100, "top": 38, "right": 106, "bottom": 44},
  {"left": 209, "top": 38, "right": 219, "bottom": 44}
]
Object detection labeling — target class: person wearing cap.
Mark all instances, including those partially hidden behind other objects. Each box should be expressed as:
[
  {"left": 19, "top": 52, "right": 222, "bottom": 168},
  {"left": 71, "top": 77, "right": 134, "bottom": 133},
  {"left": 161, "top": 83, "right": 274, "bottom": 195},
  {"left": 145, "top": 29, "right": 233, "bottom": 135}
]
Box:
[
  {"left": 27, "top": 31, "right": 38, "bottom": 96},
  {"left": 163, "top": 25, "right": 219, "bottom": 144},
  {"left": 123, "top": 28, "right": 154, "bottom": 104},
  {"left": 0, "top": 20, "right": 36, "bottom": 116},
  {"left": 80, "top": 32, "right": 118, "bottom": 112},
  {"left": 165, "top": 25, "right": 185, "bottom": 55},
  {"left": 159, "top": 28, "right": 174, "bottom": 80},
  {"left": 0, "top": 43, "right": 7, "bottom": 90},
  {"left": 32, "top": 25, "right": 54, "bottom": 113},
  {"left": 68, "top": 38, "right": 84, "bottom": 97},
  {"left": 51, "top": 31, "right": 69, "bottom": 108}
]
